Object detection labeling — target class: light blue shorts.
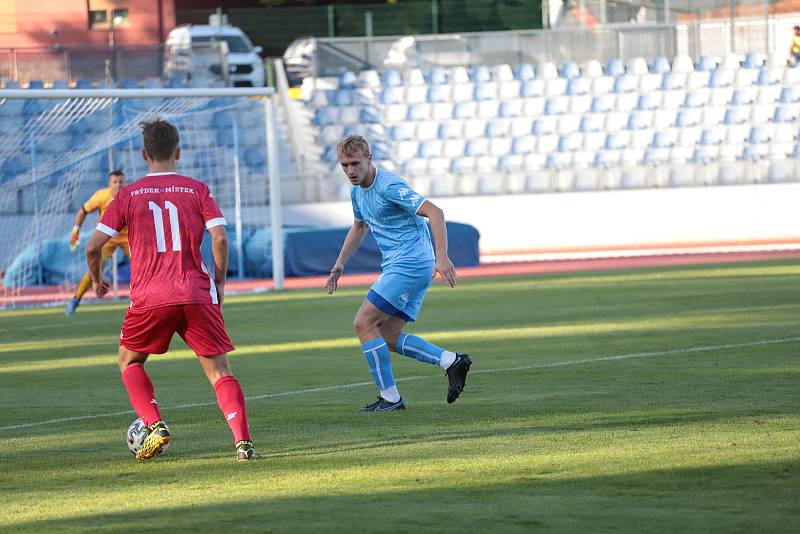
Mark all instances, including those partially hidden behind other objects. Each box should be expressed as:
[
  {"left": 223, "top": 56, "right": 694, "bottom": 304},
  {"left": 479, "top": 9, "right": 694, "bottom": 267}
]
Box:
[{"left": 367, "top": 261, "right": 434, "bottom": 322}]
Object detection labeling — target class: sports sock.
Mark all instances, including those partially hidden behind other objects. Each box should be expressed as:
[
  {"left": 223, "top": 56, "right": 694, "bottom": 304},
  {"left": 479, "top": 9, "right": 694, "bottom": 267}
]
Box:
[
  {"left": 75, "top": 272, "right": 93, "bottom": 300},
  {"left": 121, "top": 364, "right": 162, "bottom": 426},
  {"left": 397, "top": 333, "right": 457, "bottom": 369},
  {"left": 361, "top": 337, "right": 400, "bottom": 402},
  {"left": 213, "top": 375, "right": 251, "bottom": 443}
]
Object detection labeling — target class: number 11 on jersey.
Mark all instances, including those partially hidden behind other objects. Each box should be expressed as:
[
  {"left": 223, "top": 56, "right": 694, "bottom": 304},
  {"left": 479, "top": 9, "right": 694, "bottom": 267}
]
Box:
[{"left": 149, "top": 201, "right": 182, "bottom": 252}]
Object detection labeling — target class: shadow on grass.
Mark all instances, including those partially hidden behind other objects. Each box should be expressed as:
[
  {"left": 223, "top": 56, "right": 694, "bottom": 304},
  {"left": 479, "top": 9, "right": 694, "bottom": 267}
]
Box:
[{"left": 5, "top": 459, "right": 799, "bottom": 533}]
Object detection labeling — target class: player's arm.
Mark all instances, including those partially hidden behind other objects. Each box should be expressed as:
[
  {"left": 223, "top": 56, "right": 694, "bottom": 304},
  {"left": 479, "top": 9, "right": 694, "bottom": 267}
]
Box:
[
  {"left": 69, "top": 207, "right": 88, "bottom": 251},
  {"left": 416, "top": 200, "right": 457, "bottom": 288},
  {"left": 326, "top": 220, "right": 368, "bottom": 294},
  {"left": 86, "top": 230, "right": 112, "bottom": 297},
  {"left": 208, "top": 225, "right": 228, "bottom": 305}
]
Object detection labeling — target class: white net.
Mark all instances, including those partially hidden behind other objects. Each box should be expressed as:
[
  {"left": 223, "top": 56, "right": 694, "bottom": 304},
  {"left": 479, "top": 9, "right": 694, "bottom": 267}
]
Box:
[{"left": 0, "top": 88, "right": 281, "bottom": 309}]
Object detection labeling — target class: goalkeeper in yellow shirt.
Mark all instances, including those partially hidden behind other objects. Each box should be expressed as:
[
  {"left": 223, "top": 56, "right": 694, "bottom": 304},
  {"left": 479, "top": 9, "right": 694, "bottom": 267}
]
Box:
[{"left": 66, "top": 170, "right": 130, "bottom": 316}]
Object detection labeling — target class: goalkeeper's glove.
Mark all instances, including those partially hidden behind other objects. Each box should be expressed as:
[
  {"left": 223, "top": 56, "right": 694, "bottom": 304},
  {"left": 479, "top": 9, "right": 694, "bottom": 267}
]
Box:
[{"left": 69, "top": 225, "right": 80, "bottom": 252}]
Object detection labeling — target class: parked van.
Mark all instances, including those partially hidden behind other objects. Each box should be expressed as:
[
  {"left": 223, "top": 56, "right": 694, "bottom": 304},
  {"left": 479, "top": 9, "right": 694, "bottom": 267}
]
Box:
[{"left": 164, "top": 16, "right": 265, "bottom": 87}]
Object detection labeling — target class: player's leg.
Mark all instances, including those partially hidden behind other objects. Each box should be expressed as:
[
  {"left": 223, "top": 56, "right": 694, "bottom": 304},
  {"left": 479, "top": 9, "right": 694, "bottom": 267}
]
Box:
[
  {"left": 379, "top": 267, "right": 473, "bottom": 404},
  {"left": 119, "top": 305, "right": 179, "bottom": 460},
  {"left": 180, "top": 304, "right": 254, "bottom": 461},
  {"left": 354, "top": 299, "right": 404, "bottom": 411}
]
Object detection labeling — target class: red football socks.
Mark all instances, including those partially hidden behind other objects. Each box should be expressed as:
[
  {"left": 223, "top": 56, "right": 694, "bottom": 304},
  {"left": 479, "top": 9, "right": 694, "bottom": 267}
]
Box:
[
  {"left": 121, "top": 364, "right": 162, "bottom": 426},
  {"left": 213, "top": 375, "right": 251, "bottom": 443}
]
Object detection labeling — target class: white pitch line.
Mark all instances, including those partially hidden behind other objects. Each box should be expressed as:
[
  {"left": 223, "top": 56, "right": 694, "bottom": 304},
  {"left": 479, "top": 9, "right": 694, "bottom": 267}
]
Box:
[{"left": 1, "top": 336, "right": 799, "bottom": 433}]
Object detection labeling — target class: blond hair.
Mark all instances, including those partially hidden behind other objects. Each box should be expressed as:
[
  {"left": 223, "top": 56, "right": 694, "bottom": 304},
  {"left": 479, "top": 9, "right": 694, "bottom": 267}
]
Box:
[{"left": 336, "top": 135, "right": 371, "bottom": 158}]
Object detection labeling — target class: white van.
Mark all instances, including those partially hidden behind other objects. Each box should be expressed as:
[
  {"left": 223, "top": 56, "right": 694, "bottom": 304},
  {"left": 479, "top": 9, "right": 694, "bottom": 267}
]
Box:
[{"left": 164, "top": 18, "right": 265, "bottom": 87}]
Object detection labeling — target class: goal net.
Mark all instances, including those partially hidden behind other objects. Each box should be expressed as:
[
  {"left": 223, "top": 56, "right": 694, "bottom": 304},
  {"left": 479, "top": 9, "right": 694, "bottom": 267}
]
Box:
[{"left": 0, "top": 87, "right": 284, "bottom": 309}]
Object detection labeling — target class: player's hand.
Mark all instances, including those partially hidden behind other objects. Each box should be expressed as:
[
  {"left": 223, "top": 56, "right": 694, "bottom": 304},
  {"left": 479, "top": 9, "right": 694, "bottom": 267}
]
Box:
[
  {"left": 435, "top": 257, "right": 457, "bottom": 288},
  {"left": 69, "top": 225, "right": 80, "bottom": 252},
  {"left": 326, "top": 263, "right": 344, "bottom": 294},
  {"left": 93, "top": 276, "right": 111, "bottom": 298},
  {"left": 216, "top": 280, "right": 225, "bottom": 306}
]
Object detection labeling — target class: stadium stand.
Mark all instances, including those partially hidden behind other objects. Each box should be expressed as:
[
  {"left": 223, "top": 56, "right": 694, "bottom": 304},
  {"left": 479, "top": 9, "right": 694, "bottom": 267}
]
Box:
[{"left": 301, "top": 52, "right": 800, "bottom": 198}]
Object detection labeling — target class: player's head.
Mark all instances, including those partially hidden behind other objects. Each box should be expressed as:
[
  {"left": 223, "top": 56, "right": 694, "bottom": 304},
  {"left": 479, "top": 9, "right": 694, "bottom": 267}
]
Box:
[
  {"left": 795, "top": 25, "right": 800, "bottom": 35},
  {"left": 108, "top": 169, "right": 125, "bottom": 195},
  {"left": 337, "top": 135, "right": 373, "bottom": 186},
  {"left": 139, "top": 117, "right": 181, "bottom": 166}
]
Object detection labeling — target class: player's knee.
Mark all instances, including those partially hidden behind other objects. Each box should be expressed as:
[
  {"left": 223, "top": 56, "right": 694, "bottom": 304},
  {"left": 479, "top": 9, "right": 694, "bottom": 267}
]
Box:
[{"left": 353, "top": 315, "right": 377, "bottom": 337}]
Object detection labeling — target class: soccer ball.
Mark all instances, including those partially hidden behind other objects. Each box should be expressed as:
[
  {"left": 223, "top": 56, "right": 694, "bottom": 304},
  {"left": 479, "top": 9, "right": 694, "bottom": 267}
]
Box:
[{"left": 126, "top": 417, "right": 169, "bottom": 456}]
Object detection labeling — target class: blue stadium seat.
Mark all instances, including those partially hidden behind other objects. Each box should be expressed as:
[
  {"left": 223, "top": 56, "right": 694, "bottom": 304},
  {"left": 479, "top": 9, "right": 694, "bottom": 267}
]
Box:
[
  {"left": 637, "top": 93, "right": 660, "bottom": 111},
  {"left": 779, "top": 87, "right": 800, "bottom": 103},
  {"left": 474, "top": 82, "right": 497, "bottom": 101},
  {"left": 74, "top": 79, "right": 92, "bottom": 89},
  {"left": 464, "top": 139, "right": 488, "bottom": 157},
  {"left": 605, "top": 131, "right": 630, "bottom": 150},
  {"left": 683, "top": 90, "right": 708, "bottom": 108},
  {"left": 243, "top": 148, "right": 266, "bottom": 170},
  {"left": 406, "top": 103, "right": 429, "bottom": 121},
  {"left": 390, "top": 123, "right": 415, "bottom": 141},
  {"left": 742, "top": 52, "right": 762, "bottom": 69},
  {"left": 52, "top": 80, "right": 68, "bottom": 89},
  {"left": 532, "top": 117, "right": 557, "bottom": 135},
  {"left": 334, "top": 89, "right": 354, "bottom": 106},
  {"left": 511, "top": 136, "right": 535, "bottom": 155},
  {"left": 122, "top": 77, "right": 139, "bottom": 89},
  {"left": 372, "top": 140, "right": 391, "bottom": 160},
  {"left": 2, "top": 80, "right": 20, "bottom": 89},
  {"left": 498, "top": 100, "right": 522, "bottom": 117},
  {"left": 144, "top": 77, "right": 162, "bottom": 88},
  {"left": 675, "top": 110, "right": 700, "bottom": 128},
  {"left": 604, "top": 58, "right": 625, "bottom": 77},
  {"left": 438, "top": 121, "right": 463, "bottom": 139},
  {"left": 590, "top": 94, "right": 615, "bottom": 113},
  {"left": 417, "top": 140, "right": 439, "bottom": 157},
  {"left": 661, "top": 72, "right": 684, "bottom": 91},
  {"left": 773, "top": 105, "right": 798, "bottom": 123},
  {"left": 380, "top": 69, "right": 402, "bottom": 87},
  {"left": 559, "top": 61, "right": 580, "bottom": 79},
  {"left": 756, "top": 67, "right": 780, "bottom": 86},
  {"left": 730, "top": 89, "right": 754, "bottom": 106},
  {"left": 696, "top": 54, "right": 716, "bottom": 72},
  {"left": 651, "top": 131, "right": 675, "bottom": 148},
  {"left": 698, "top": 129, "right": 723, "bottom": 145},
  {"left": 566, "top": 78, "right": 589, "bottom": 96},
  {"left": 0, "top": 156, "right": 26, "bottom": 180},
  {"left": 469, "top": 65, "right": 491, "bottom": 83},
  {"left": 544, "top": 97, "right": 568, "bottom": 115},
  {"left": 557, "top": 133, "right": 582, "bottom": 152},
  {"left": 312, "top": 107, "right": 335, "bottom": 126},
  {"left": 579, "top": 115, "right": 604, "bottom": 132},
  {"left": 513, "top": 63, "right": 535, "bottom": 81},
  {"left": 627, "top": 111, "right": 652, "bottom": 130},
  {"left": 613, "top": 75, "right": 637, "bottom": 93},
  {"left": 453, "top": 101, "right": 477, "bottom": 119},
  {"left": 425, "top": 67, "right": 448, "bottom": 85},
  {"left": 359, "top": 106, "right": 380, "bottom": 123},
  {"left": 650, "top": 56, "right": 671, "bottom": 73},
  {"left": 485, "top": 120, "right": 507, "bottom": 138},
  {"left": 338, "top": 71, "right": 357, "bottom": 89},
  {"left": 748, "top": 126, "right": 770, "bottom": 144},
  {"left": 212, "top": 111, "right": 234, "bottom": 129},
  {"left": 708, "top": 69, "right": 733, "bottom": 88},
  {"left": 28, "top": 80, "right": 44, "bottom": 89},
  {"left": 167, "top": 76, "right": 186, "bottom": 88}
]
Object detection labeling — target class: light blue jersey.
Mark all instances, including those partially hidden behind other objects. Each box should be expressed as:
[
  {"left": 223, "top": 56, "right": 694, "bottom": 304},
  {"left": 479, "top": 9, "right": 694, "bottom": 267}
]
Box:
[
  {"left": 351, "top": 169, "right": 434, "bottom": 269},
  {"left": 351, "top": 168, "right": 435, "bottom": 321}
]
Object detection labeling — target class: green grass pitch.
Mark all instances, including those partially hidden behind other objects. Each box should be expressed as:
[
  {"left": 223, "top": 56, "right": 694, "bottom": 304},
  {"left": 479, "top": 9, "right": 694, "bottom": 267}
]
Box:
[{"left": 1, "top": 260, "right": 799, "bottom": 532}]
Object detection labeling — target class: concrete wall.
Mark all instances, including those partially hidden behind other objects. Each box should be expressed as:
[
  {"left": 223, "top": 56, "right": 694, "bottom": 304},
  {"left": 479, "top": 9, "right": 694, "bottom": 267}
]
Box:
[{"left": 282, "top": 183, "right": 800, "bottom": 255}]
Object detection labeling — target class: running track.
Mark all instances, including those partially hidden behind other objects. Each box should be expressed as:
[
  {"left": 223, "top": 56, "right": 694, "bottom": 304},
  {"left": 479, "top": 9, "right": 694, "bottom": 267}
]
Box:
[{"left": 3, "top": 244, "right": 800, "bottom": 308}]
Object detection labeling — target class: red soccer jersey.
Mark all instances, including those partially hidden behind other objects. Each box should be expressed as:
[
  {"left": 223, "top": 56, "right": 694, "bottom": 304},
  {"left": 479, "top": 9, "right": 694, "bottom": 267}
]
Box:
[{"left": 98, "top": 171, "right": 226, "bottom": 309}]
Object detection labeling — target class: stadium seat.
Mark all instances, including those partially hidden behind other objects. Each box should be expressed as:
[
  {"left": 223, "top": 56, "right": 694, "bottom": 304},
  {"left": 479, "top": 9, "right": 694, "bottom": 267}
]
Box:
[
  {"left": 661, "top": 72, "right": 686, "bottom": 91},
  {"left": 749, "top": 104, "right": 773, "bottom": 124},
  {"left": 773, "top": 105, "right": 799, "bottom": 123},
  {"left": 756, "top": 85, "right": 780, "bottom": 104},
  {"left": 407, "top": 103, "right": 430, "bottom": 121},
  {"left": 390, "top": 123, "right": 415, "bottom": 141},
  {"left": 417, "top": 140, "right": 441, "bottom": 157},
  {"left": 462, "top": 119, "right": 487, "bottom": 139},
  {"left": 756, "top": 66, "right": 782, "bottom": 86},
  {"left": 695, "top": 54, "right": 716, "bottom": 71},
  {"left": 498, "top": 99, "right": 522, "bottom": 117},
  {"left": 683, "top": 89, "right": 709, "bottom": 108},
  {"left": 2, "top": 80, "right": 21, "bottom": 89},
  {"left": 616, "top": 92, "right": 638, "bottom": 112},
  {"left": 708, "top": 69, "right": 733, "bottom": 88},
  {"left": 544, "top": 96, "right": 568, "bottom": 115},
  {"left": 333, "top": 89, "right": 354, "bottom": 106},
  {"left": 513, "top": 63, "right": 535, "bottom": 81},
  {"left": 783, "top": 66, "right": 800, "bottom": 85},
  {"left": 627, "top": 57, "right": 649, "bottom": 75},
  {"left": 652, "top": 129, "right": 677, "bottom": 148},
  {"left": 498, "top": 154, "right": 524, "bottom": 172},
  {"left": 442, "top": 138, "right": 466, "bottom": 157},
  {"left": 613, "top": 75, "right": 637, "bottom": 93},
  {"left": 604, "top": 58, "right": 625, "bottom": 77},
  {"left": 451, "top": 83, "right": 474, "bottom": 103},
  {"left": 672, "top": 55, "right": 695, "bottom": 73},
  {"left": 485, "top": 119, "right": 508, "bottom": 138},
  {"left": 532, "top": 116, "right": 557, "bottom": 135},
  {"left": 591, "top": 76, "right": 614, "bottom": 95},
  {"left": 720, "top": 53, "right": 743, "bottom": 70},
  {"left": 604, "top": 111, "right": 628, "bottom": 132},
  {"left": 492, "top": 64, "right": 514, "bottom": 82},
  {"left": 545, "top": 78, "right": 567, "bottom": 97},
  {"left": 590, "top": 94, "right": 615, "bottom": 113},
  {"left": 453, "top": 101, "right": 477, "bottom": 119},
  {"left": 474, "top": 82, "right": 498, "bottom": 101},
  {"left": 384, "top": 103, "right": 408, "bottom": 121},
  {"left": 568, "top": 94, "right": 592, "bottom": 114},
  {"left": 650, "top": 56, "right": 671, "bottom": 74},
  {"left": 464, "top": 138, "right": 489, "bottom": 156},
  {"left": 748, "top": 126, "right": 771, "bottom": 144},
  {"left": 581, "top": 60, "right": 604, "bottom": 78},
  {"left": 538, "top": 62, "right": 558, "bottom": 80},
  {"left": 395, "top": 140, "right": 419, "bottom": 160},
  {"left": 357, "top": 70, "right": 381, "bottom": 87},
  {"left": 51, "top": 80, "right": 68, "bottom": 89},
  {"left": 403, "top": 68, "right": 426, "bottom": 86},
  {"left": 558, "top": 133, "right": 582, "bottom": 152},
  {"left": 559, "top": 62, "right": 580, "bottom": 79},
  {"left": 627, "top": 111, "right": 653, "bottom": 130},
  {"left": 594, "top": 150, "right": 621, "bottom": 168},
  {"left": 469, "top": 65, "right": 491, "bottom": 83},
  {"left": 338, "top": 71, "right": 357, "bottom": 89},
  {"left": 779, "top": 86, "right": 800, "bottom": 103},
  {"left": 582, "top": 131, "right": 605, "bottom": 151},
  {"left": 566, "top": 77, "right": 589, "bottom": 96},
  {"left": 509, "top": 117, "right": 534, "bottom": 137},
  {"left": 122, "top": 77, "right": 140, "bottom": 89},
  {"left": 734, "top": 68, "right": 758, "bottom": 86},
  {"left": 742, "top": 52, "right": 763, "bottom": 69},
  {"left": 511, "top": 136, "right": 535, "bottom": 155},
  {"left": 520, "top": 79, "right": 544, "bottom": 98},
  {"left": 28, "top": 80, "right": 44, "bottom": 89},
  {"left": 449, "top": 66, "right": 470, "bottom": 84},
  {"left": 605, "top": 130, "right": 630, "bottom": 150},
  {"left": 522, "top": 97, "right": 545, "bottom": 116},
  {"left": 685, "top": 70, "right": 711, "bottom": 90},
  {"left": 768, "top": 160, "right": 795, "bottom": 182},
  {"left": 723, "top": 107, "right": 749, "bottom": 125},
  {"left": 380, "top": 86, "right": 404, "bottom": 104},
  {"left": 579, "top": 114, "right": 604, "bottom": 133},
  {"left": 450, "top": 156, "right": 476, "bottom": 174},
  {"left": 427, "top": 84, "right": 452, "bottom": 103},
  {"left": 698, "top": 128, "right": 724, "bottom": 145},
  {"left": 431, "top": 102, "right": 454, "bottom": 120},
  {"left": 537, "top": 134, "right": 559, "bottom": 153},
  {"left": 637, "top": 93, "right": 660, "bottom": 111},
  {"left": 675, "top": 109, "right": 700, "bottom": 128},
  {"left": 405, "top": 85, "right": 427, "bottom": 104},
  {"left": 381, "top": 69, "right": 402, "bottom": 87},
  {"left": 498, "top": 80, "right": 521, "bottom": 100},
  {"left": 420, "top": 68, "right": 445, "bottom": 85}
]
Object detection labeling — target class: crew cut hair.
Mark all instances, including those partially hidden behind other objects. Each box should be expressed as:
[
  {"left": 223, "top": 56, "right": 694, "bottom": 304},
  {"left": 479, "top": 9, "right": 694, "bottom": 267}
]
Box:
[
  {"left": 336, "top": 135, "right": 371, "bottom": 158},
  {"left": 140, "top": 117, "right": 180, "bottom": 162}
]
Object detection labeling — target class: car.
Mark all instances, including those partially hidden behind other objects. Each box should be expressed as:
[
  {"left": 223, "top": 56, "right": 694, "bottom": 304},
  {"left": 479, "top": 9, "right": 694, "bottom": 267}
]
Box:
[{"left": 164, "top": 16, "right": 265, "bottom": 87}]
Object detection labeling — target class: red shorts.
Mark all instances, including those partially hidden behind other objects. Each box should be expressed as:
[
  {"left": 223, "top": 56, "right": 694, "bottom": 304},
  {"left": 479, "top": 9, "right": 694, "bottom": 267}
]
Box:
[{"left": 120, "top": 304, "right": 235, "bottom": 357}]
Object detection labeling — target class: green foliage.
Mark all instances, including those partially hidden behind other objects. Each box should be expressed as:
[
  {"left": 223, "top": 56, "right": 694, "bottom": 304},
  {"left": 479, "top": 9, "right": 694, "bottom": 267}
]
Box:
[{"left": 1, "top": 260, "right": 799, "bottom": 531}]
